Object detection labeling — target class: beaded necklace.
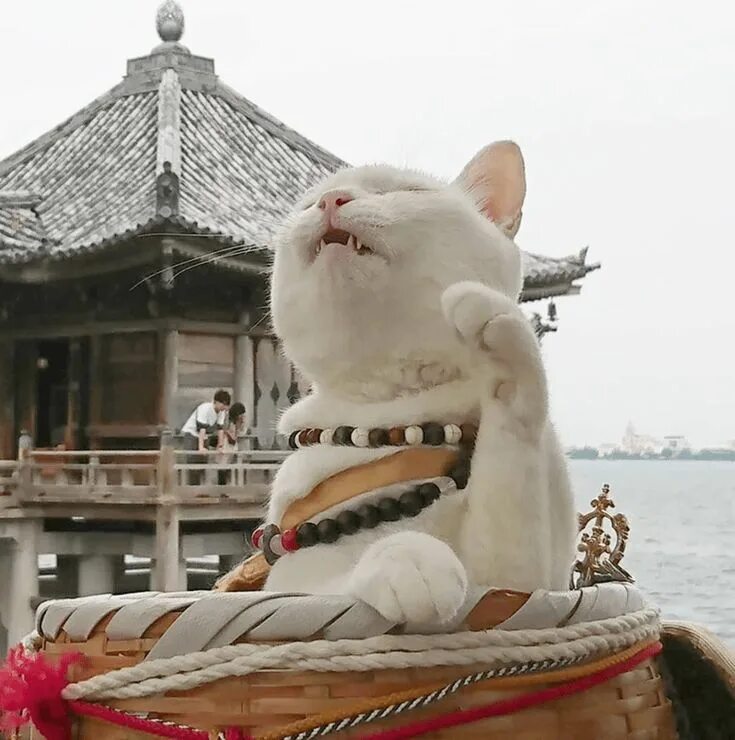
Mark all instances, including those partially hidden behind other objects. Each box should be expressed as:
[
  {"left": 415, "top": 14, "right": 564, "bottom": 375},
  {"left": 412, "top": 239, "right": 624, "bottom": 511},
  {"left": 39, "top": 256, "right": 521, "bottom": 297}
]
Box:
[
  {"left": 252, "top": 437, "right": 475, "bottom": 565},
  {"left": 289, "top": 422, "right": 478, "bottom": 449}
]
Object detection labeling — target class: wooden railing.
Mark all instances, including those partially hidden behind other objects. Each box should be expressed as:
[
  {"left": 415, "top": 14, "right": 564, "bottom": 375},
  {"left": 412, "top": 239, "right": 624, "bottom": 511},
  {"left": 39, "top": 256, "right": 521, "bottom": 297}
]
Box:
[{"left": 1, "top": 445, "right": 291, "bottom": 506}]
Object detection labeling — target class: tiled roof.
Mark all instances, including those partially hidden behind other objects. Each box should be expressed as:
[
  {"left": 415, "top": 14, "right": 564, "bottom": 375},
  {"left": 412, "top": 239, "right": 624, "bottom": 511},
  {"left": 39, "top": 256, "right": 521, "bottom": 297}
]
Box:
[
  {"left": 0, "top": 24, "right": 599, "bottom": 298},
  {"left": 521, "top": 247, "right": 600, "bottom": 300},
  {"left": 0, "top": 192, "right": 48, "bottom": 259}
]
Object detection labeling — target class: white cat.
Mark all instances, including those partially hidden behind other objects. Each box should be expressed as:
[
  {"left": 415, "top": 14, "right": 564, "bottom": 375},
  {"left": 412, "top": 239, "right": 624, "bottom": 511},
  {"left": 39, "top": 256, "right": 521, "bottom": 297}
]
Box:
[{"left": 261, "top": 141, "right": 575, "bottom": 625}]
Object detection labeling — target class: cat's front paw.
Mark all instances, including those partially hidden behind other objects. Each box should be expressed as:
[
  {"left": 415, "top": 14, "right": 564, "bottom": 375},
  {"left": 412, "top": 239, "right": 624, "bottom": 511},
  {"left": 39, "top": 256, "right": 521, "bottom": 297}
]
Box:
[
  {"left": 441, "top": 281, "right": 519, "bottom": 350},
  {"left": 348, "top": 532, "right": 468, "bottom": 624}
]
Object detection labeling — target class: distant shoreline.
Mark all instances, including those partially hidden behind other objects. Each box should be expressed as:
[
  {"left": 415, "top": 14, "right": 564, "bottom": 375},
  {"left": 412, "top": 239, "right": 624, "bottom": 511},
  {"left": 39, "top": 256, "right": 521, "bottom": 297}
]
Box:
[{"left": 566, "top": 451, "right": 735, "bottom": 462}]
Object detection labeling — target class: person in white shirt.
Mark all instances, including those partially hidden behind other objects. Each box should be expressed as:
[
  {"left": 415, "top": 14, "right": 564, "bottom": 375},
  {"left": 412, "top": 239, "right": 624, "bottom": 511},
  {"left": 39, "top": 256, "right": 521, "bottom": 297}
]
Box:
[
  {"left": 181, "top": 389, "right": 231, "bottom": 452},
  {"left": 180, "top": 390, "right": 230, "bottom": 484}
]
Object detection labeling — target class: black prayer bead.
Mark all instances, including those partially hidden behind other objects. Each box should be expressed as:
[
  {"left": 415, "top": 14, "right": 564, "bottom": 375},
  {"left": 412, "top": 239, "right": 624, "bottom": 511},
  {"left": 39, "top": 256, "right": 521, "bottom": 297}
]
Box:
[
  {"left": 422, "top": 423, "right": 445, "bottom": 446},
  {"left": 296, "top": 522, "right": 319, "bottom": 547},
  {"left": 333, "top": 426, "right": 355, "bottom": 445},
  {"left": 398, "top": 489, "right": 424, "bottom": 517},
  {"left": 288, "top": 431, "right": 300, "bottom": 450},
  {"left": 448, "top": 462, "right": 470, "bottom": 490},
  {"left": 357, "top": 504, "right": 381, "bottom": 528},
  {"left": 316, "top": 518, "right": 340, "bottom": 543},
  {"left": 377, "top": 498, "right": 401, "bottom": 522},
  {"left": 336, "top": 510, "right": 361, "bottom": 535},
  {"left": 417, "top": 482, "right": 441, "bottom": 505},
  {"left": 368, "top": 428, "right": 389, "bottom": 447}
]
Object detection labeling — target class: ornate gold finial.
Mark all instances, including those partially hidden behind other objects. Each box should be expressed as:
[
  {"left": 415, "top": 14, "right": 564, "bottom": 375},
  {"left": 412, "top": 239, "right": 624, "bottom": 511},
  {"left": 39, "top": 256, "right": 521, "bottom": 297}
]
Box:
[
  {"left": 156, "top": 1, "right": 185, "bottom": 43},
  {"left": 570, "top": 483, "right": 633, "bottom": 589}
]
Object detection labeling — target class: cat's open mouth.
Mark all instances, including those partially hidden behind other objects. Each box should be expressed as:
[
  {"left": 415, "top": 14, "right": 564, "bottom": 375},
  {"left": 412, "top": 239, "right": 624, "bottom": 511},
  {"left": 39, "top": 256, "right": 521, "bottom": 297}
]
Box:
[{"left": 315, "top": 228, "right": 373, "bottom": 256}]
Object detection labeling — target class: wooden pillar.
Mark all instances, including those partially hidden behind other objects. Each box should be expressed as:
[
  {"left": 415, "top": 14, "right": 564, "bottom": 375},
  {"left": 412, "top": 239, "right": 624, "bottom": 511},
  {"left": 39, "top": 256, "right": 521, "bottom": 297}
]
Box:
[
  {"left": 152, "top": 504, "right": 185, "bottom": 592},
  {"left": 0, "top": 341, "right": 14, "bottom": 459},
  {"left": 65, "top": 338, "right": 81, "bottom": 449},
  {"left": 78, "top": 555, "right": 115, "bottom": 596},
  {"left": 159, "top": 329, "right": 178, "bottom": 428},
  {"left": 55, "top": 555, "right": 79, "bottom": 597},
  {"left": 234, "top": 333, "right": 255, "bottom": 434},
  {"left": 152, "top": 430, "right": 185, "bottom": 591},
  {"left": 88, "top": 336, "right": 102, "bottom": 450},
  {"left": 14, "top": 341, "right": 37, "bottom": 445},
  {"left": 0, "top": 519, "right": 40, "bottom": 649}
]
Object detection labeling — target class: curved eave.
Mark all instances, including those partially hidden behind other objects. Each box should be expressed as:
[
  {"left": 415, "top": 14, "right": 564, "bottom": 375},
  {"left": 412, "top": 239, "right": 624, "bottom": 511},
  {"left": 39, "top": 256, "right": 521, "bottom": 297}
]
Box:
[
  {"left": 0, "top": 216, "right": 267, "bottom": 283},
  {"left": 520, "top": 250, "right": 601, "bottom": 303}
]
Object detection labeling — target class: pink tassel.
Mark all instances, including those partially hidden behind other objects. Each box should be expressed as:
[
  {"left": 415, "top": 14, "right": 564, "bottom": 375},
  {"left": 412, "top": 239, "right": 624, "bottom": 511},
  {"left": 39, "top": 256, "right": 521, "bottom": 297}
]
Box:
[
  {"left": 223, "top": 729, "right": 247, "bottom": 740},
  {"left": 0, "top": 646, "right": 81, "bottom": 740}
]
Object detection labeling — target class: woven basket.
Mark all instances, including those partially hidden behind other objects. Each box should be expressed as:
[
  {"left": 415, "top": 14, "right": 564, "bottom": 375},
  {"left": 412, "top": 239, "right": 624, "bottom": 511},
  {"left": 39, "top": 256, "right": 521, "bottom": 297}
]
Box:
[{"left": 27, "top": 588, "right": 679, "bottom": 740}]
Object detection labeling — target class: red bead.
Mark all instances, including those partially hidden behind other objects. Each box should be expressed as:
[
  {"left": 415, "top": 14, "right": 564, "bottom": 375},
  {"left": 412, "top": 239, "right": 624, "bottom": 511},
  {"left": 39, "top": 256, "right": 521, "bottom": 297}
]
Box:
[
  {"left": 251, "top": 526, "right": 265, "bottom": 549},
  {"left": 281, "top": 528, "right": 299, "bottom": 552}
]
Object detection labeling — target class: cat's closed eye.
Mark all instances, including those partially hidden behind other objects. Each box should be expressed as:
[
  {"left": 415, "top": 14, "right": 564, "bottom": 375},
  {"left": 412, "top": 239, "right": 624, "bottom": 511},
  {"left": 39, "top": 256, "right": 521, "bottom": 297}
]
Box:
[{"left": 399, "top": 185, "right": 435, "bottom": 193}]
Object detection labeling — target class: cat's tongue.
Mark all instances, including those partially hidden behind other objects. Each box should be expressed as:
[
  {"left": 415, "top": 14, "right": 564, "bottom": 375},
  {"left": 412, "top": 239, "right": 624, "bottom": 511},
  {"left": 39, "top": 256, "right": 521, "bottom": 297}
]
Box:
[{"left": 322, "top": 228, "right": 351, "bottom": 245}]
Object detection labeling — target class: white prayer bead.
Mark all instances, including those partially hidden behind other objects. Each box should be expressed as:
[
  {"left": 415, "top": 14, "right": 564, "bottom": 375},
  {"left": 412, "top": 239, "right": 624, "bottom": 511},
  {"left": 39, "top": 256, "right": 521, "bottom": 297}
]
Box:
[
  {"left": 351, "top": 428, "right": 370, "bottom": 447},
  {"left": 405, "top": 425, "right": 424, "bottom": 445},
  {"left": 444, "top": 424, "right": 462, "bottom": 445},
  {"left": 270, "top": 534, "right": 286, "bottom": 557}
]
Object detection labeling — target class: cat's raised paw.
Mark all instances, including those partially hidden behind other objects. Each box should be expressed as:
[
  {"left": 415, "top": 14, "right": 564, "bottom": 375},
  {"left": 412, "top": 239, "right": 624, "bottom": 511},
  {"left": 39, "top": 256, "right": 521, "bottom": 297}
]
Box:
[
  {"left": 348, "top": 531, "right": 468, "bottom": 624},
  {"left": 441, "top": 281, "right": 518, "bottom": 348}
]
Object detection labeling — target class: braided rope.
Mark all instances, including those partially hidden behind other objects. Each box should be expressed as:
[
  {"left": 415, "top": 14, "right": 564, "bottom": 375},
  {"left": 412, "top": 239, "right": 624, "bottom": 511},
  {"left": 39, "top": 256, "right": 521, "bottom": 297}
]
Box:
[
  {"left": 283, "top": 654, "right": 587, "bottom": 740},
  {"left": 62, "top": 608, "right": 659, "bottom": 701},
  {"left": 260, "top": 638, "right": 659, "bottom": 740},
  {"left": 64, "top": 641, "right": 659, "bottom": 740}
]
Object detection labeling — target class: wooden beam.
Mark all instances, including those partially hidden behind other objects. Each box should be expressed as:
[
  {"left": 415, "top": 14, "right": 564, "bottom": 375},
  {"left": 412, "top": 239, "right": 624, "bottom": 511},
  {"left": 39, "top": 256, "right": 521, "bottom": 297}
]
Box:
[
  {"left": 0, "top": 318, "right": 174, "bottom": 341},
  {"left": 86, "top": 424, "right": 163, "bottom": 439},
  {"left": 0, "top": 244, "right": 161, "bottom": 285},
  {"left": 0, "top": 318, "right": 271, "bottom": 341}
]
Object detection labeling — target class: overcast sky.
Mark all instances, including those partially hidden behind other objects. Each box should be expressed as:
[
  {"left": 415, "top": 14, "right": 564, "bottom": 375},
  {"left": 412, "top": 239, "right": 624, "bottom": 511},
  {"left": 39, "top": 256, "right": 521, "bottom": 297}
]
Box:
[{"left": 1, "top": 1, "right": 733, "bottom": 447}]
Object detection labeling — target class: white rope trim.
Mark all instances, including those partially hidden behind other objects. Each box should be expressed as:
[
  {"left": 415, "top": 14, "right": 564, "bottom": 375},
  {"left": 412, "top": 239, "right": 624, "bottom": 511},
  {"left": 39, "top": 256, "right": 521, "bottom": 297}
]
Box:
[
  {"left": 19, "top": 631, "right": 41, "bottom": 653},
  {"left": 60, "top": 608, "right": 659, "bottom": 701}
]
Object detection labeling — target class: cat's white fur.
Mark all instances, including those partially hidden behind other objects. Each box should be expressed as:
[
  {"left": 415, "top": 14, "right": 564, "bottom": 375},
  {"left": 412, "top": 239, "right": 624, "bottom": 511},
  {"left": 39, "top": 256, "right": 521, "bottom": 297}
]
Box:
[{"left": 263, "top": 141, "right": 575, "bottom": 624}]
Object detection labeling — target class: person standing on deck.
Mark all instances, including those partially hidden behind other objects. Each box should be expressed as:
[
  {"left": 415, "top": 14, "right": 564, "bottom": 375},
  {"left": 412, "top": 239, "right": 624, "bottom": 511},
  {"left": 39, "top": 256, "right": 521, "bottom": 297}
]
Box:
[{"left": 181, "top": 390, "right": 231, "bottom": 484}]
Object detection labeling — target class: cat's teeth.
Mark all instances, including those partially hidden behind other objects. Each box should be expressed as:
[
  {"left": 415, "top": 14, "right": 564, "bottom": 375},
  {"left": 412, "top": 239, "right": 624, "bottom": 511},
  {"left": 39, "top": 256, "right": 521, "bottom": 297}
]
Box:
[
  {"left": 356, "top": 239, "right": 372, "bottom": 255},
  {"left": 317, "top": 239, "right": 325, "bottom": 255},
  {"left": 347, "top": 234, "right": 356, "bottom": 251}
]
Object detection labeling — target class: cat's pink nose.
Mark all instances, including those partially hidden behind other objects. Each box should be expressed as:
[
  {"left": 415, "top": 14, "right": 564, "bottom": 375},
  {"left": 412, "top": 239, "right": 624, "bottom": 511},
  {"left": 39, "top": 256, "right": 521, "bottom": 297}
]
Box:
[{"left": 318, "top": 190, "right": 354, "bottom": 222}]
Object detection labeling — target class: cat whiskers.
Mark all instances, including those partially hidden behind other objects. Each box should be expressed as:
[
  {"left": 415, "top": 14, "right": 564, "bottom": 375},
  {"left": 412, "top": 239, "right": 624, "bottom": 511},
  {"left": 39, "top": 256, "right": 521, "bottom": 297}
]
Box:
[
  {"left": 129, "top": 240, "right": 262, "bottom": 291},
  {"left": 170, "top": 244, "right": 263, "bottom": 282}
]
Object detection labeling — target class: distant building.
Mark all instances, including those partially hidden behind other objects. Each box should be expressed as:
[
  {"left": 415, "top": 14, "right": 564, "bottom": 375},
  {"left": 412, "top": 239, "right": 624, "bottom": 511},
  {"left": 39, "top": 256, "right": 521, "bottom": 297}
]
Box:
[
  {"left": 621, "top": 423, "right": 662, "bottom": 455},
  {"left": 662, "top": 435, "right": 691, "bottom": 452}
]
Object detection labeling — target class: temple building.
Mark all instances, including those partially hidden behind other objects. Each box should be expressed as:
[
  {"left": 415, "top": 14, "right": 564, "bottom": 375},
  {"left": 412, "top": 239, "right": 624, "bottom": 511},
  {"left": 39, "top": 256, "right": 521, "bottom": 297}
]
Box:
[
  {"left": 0, "top": 1, "right": 599, "bottom": 459},
  {"left": 0, "top": 1, "right": 601, "bottom": 655}
]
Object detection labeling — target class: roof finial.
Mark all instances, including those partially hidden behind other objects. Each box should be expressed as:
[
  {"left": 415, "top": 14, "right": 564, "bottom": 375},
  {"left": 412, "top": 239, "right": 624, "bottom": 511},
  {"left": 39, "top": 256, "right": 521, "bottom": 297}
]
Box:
[{"left": 156, "top": 1, "right": 185, "bottom": 43}]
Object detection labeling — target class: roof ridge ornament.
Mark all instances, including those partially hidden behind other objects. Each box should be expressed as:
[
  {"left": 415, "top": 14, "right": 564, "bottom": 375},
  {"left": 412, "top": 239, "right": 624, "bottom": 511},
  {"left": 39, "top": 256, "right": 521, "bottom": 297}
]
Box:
[{"left": 156, "top": 1, "right": 185, "bottom": 43}]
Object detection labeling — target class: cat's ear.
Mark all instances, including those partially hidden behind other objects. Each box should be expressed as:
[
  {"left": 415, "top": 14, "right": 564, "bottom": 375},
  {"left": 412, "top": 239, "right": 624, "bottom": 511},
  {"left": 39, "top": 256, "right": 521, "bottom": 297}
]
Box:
[{"left": 455, "top": 141, "right": 526, "bottom": 239}]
